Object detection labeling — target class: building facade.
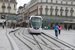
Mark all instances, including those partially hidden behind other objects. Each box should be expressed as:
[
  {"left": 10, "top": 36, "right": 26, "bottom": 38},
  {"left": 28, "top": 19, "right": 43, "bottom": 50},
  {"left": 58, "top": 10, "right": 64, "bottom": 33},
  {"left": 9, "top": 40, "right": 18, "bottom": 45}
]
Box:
[
  {"left": 0, "top": 0, "right": 17, "bottom": 26},
  {"left": 18, "top": 0, "right": 75, "bottom": 29}
]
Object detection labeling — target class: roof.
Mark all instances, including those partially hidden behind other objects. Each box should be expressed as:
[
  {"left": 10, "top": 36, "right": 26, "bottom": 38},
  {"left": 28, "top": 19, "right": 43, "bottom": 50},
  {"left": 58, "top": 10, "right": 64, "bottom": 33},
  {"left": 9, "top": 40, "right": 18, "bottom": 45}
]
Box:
[
  {"left": 6, "top": 15, "right": 19, "bottom": 21},
  {"left": 0, "top": 0, "right": 16, "bottom": 3},
  {"left": 23, "top": 0, "right": 36, "bottom": 9},
  {"left": 43, "top": 17, "right": 73, "bottom": 23}
]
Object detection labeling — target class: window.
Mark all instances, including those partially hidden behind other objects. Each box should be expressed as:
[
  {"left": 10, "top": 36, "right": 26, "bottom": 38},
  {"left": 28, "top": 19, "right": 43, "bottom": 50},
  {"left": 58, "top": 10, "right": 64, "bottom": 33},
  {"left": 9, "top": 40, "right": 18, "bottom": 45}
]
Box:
[
  {"left": 3, "top": 0, "right": 5, "bottom": 1},
  {"left": 2, "top": 9, "right": 5, "bottom": 13},
  {"left": 61, "top": 7, "right": 62, "bottom": 9},
  {"left": 41, "top": 6, "right": 42, "bottom": 8},
  {"left": 71, "top": 12, "right": 73, "bottom": 17},
  {"left": 8, "top": 4, "right": 10, "bottom": 6},
  {"left": 71, "top": 2, "right": 73, "bottom": 5},
  {"left": 60, "top": 12, "right": 62, "bottom": 16},
  {"left": 3, "top": 3, "right": 5, "bottom": 6},
  {"left": 40, "top": 10, "right": 42, "bottom": 15},
  {"left": 66, "top": 2, "right": 68, "bottom": 5},
  {"left": 55, "top": 11, "right": 57, "bottom": 16},
  {"left": 46, "top": 6, "right": 48, "bottom": 8},
  {"left": 8, "top": 9, "right": 10, "bottom": 13},
  {"left": 65, "top": 12, "right": 67, "bottom": 17},
  {"left": 40, "top": 6, "right": 42, "bottom": 15},
  {"left": 41, "top": 0, "right": 42, "bottom": 3},
  {"left": 46, "top": 11, "right": 48, "bottom": 15},
  {"left": 71, "top": 8, "right": 73, "bottom": 10},
  {"left": 61, "top": 1, "right": 63, "bottom": 4},
  {"left": 66, "top": 7, "right": 67, "bottom": 10},
  {"left": 46, "top": 0, "right": 48, "bottom": 3},
  {"left": 55, "top": 6, "right": 58, "bottom": 16},
  {"left": 8, "top": 0, "right": 10, "bottom": 1},
  {"left": 14, "top": 5, "right": 15, "bottom": 8},
  {"left": 56, "top": 6, "right": 57, "bottom": 9},
  {"left": 51, "top": 6, "right": 52, "bottom": 8},
  {"left": 50, "top": 11, "right": 52, "bottom": 16},
  {"left": 56, "top": 1, "right": 57, "bottom": 4},
  {"left": 71, "top": 8, "right": 73, "bottom": 17},
  {"left": 51, "top": 0, "right": 53, "bottom": 3}
]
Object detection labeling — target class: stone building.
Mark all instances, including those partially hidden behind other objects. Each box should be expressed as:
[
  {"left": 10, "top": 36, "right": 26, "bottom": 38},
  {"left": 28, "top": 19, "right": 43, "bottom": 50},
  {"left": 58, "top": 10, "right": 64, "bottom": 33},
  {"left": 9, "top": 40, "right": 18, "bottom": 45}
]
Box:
[
  {"left": 18, "top": 0, "right": 75, "bottom": 29},
  {"left": 0, "top": 0, "right": 17, "bottom": 26}
]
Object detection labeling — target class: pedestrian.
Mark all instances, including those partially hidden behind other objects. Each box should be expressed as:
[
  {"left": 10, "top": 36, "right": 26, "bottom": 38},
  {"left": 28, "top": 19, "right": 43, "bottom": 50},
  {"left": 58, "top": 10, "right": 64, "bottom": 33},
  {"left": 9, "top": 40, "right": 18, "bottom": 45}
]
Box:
[
  {"left": 54, "top": 24, "right": 58, "bottom": 38},
  {"left": 58, "top": 26, "right": 61, "bottom": 35},
  {"left": 2, "top": 23, "right": 4, "bottom": 29}
]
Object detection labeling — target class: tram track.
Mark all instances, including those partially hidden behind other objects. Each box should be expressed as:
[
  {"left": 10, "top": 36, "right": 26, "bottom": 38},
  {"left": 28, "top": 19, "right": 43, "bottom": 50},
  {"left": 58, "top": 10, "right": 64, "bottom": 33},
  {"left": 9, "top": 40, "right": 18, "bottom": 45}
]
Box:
[
  {"left": 10, "top": 28, "right": 33, "bottom": 50},
  {"left": 22, "top": 29, "right": 51, "bottom": 50},
  {"left": 14, "top": 29, "right": 33, "bottom": 50},
  {"left": 37, "top": 35, "right": 58, "bottom": 50},
  {"left": 41, "top": 32, "right": 75, "bottom": 50},
  {"left": 22, "top": 29, "right": 55, "bottom": 50},
  {"left": 9, "top": 28, "right": 75, "bottom": 50}
]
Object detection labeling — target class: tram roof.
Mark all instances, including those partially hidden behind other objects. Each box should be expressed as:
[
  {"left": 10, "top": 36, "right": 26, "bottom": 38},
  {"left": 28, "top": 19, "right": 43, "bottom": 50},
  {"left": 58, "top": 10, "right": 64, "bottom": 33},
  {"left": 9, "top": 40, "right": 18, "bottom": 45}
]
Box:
[{"left": 30, "top": 16, "right": 42, "bottom": 20}]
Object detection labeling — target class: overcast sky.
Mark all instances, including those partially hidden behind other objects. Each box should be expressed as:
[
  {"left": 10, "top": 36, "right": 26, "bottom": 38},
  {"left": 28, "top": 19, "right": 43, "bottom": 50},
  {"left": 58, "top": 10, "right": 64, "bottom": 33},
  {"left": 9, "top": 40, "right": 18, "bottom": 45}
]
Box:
[{"left": 16, "top": 0, "right": 31, "bottom": 8}]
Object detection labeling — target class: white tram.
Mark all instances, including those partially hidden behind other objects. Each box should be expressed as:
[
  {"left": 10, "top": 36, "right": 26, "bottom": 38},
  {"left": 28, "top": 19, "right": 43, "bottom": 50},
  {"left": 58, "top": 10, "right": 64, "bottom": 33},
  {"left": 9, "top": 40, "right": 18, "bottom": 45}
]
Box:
[{"left": 28, "top": 16, "right": 43, "bottom": 33}]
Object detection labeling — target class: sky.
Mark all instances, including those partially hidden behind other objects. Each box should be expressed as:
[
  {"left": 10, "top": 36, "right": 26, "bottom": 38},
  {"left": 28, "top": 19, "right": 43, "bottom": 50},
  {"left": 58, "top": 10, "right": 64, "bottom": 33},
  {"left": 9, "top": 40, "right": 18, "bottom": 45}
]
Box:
[{"left": 16, "top": 0, "right": 31, "bottom": 8}]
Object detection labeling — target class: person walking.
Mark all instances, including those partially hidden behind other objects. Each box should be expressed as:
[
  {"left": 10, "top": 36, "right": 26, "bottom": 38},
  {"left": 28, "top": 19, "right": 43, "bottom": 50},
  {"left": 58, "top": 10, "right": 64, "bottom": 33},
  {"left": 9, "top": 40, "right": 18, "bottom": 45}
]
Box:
[
  {"left": 58, "top": 26, "right": 61, "bottom": 35},
  {"left": 54, "top": 24, "right": 58, "bottom": 38},
  {"left": 2, "top": 23, "right": 4, "bottom": 29}
]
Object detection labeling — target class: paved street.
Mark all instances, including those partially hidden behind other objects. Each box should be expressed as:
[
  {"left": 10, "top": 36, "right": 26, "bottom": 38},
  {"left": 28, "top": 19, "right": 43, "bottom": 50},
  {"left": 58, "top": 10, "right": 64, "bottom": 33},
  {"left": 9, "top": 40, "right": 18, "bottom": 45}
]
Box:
[
  {"left": 0, "top": 27, "right": 19, "bottom": 50},
  {"left": 0, "top": 27, "right": 75, "bottom": 50},
  {"left": 42, "top": 29, "right": 75, "bottom": 46},
  {"left": 0, "top": 27, "right": 11, "bottom": 50}
]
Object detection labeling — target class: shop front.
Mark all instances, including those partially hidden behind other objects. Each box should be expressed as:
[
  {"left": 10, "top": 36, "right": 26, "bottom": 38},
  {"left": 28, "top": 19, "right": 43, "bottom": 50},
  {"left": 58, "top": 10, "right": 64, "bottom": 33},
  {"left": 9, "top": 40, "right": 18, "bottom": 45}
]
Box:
[{"left": 42, "top": 17, "right": 75, "bottom": 30}]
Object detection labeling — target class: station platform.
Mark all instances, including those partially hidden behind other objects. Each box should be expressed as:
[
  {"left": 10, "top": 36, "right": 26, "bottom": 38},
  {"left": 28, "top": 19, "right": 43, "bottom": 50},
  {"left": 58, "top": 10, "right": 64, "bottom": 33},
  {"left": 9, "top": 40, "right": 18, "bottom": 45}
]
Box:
[{"left": 42, "top": 29, "right": 75, "bottom": 47}]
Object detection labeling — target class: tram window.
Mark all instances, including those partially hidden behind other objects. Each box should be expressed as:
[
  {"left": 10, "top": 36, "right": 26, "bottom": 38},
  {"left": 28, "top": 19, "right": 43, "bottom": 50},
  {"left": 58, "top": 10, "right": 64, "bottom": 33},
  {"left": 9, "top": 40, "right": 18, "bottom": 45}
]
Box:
[{"left": 31, "top": 17, "right": 41, "bottom": 20}]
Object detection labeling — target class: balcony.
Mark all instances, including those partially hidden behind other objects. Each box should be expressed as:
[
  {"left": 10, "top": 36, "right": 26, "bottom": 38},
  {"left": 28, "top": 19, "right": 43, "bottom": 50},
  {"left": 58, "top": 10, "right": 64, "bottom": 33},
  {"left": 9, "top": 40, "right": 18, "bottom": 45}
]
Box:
[
  {"left": 14, "top": 8, "right": 16, "bottom": 10},
  {"left": 7, "top": 6, "right": 11, "bottom": 9},
  {"left": 70, "top": 10, "right": 74, "bottom": 12},
  {"left": 45, "top": 8, "right": 49, "bottom": 10},
  {"left": 39, "top": 8, "right": 43, "bottom": 10},
  {"left": 50, "top": 8, "right": 54, "bottom": 11},
  {"left": 60, "top": 9, "right": 64, "bottom": 11},
  {"left": 55, "top": 9, "right": 58, "bottom": 11},
  {"left": 2, "top": 5, "right": 6, "bottom": 8},
  {"left": 65, "top": 9, "right": 69, "bottom": 12}
]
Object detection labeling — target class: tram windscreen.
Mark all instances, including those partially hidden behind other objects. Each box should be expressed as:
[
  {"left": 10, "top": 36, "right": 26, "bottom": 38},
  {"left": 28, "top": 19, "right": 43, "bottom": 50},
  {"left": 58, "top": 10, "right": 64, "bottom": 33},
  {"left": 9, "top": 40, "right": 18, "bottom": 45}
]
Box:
[{"left": 31, "top": 17, "right": 41, "bottom": 28}]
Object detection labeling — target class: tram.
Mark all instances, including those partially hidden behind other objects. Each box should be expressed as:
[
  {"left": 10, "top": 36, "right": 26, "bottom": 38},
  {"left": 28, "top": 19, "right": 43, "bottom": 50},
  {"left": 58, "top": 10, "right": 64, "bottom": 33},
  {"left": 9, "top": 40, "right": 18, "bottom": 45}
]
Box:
[{"left": 28, "top": 16, "right": 43, "bottom": 33}]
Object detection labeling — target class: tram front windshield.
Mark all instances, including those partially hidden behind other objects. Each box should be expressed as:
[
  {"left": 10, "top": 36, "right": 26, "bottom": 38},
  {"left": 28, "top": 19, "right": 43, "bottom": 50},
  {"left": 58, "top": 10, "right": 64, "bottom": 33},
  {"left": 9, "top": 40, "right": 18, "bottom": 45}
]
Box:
[{"left": 31, "top": 17, "right": 41, "bottom": 28}]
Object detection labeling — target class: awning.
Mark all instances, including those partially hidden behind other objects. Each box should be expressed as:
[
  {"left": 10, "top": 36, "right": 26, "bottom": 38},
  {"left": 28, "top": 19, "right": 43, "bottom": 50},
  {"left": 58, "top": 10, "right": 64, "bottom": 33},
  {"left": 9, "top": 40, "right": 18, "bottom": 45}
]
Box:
[{"left": 0, "top": 19, "right": 6, "bottom": 23}]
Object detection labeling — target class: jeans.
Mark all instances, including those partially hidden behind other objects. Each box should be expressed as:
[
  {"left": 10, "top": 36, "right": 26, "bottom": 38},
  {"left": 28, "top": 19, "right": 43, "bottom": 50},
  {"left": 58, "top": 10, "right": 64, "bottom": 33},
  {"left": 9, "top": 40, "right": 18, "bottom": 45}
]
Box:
[{"left": 55, "top": 30, "right": 58, "bottom": 37}]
